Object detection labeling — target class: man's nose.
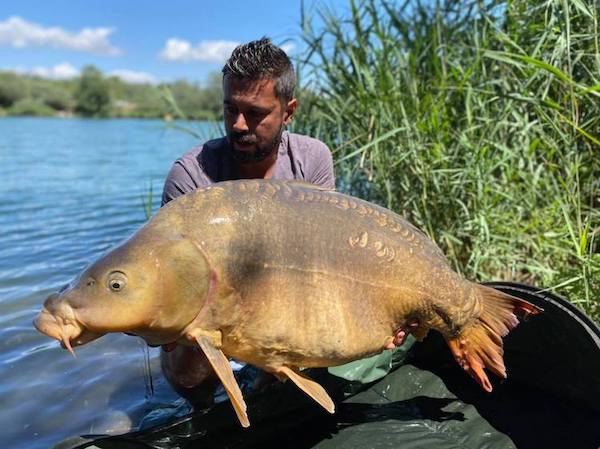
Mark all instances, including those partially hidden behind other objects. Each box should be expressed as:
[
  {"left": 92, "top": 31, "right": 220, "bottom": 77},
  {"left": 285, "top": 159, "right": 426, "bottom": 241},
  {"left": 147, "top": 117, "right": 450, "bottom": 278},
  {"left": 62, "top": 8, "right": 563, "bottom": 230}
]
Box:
[{"left": 232, "top": 112, "right": 249, "bottom": 132}]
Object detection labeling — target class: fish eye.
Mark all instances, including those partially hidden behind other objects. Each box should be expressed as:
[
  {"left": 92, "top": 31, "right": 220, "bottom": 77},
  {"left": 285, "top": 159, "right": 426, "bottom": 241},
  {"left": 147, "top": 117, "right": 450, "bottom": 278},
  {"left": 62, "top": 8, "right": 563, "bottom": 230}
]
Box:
[{"left": 107, "top": 271, "right": 127, "bottom": 292}]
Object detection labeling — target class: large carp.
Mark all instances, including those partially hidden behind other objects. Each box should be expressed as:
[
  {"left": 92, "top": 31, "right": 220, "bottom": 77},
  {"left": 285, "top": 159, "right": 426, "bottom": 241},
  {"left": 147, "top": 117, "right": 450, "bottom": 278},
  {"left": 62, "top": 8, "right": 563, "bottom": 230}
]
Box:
[{"left": 35, "top": 180, "right": 540, "bottom": 427}]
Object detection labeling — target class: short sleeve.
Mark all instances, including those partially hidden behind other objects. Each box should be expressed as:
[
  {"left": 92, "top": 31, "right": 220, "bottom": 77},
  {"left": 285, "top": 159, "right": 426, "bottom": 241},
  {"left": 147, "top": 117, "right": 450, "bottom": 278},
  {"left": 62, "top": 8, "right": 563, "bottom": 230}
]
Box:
[
  {"left": 161, "top": 161, "right": 198, "bottom": 206},
  {"left": 308, "top": 142, "right": 336, "bottom": 189}
]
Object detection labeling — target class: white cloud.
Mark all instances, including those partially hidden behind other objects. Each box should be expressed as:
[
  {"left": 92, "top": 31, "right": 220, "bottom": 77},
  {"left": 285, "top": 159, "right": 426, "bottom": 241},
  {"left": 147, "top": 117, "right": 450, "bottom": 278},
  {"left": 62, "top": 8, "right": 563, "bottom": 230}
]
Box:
[
  {"left": 0, "top": 16, "right": 122, "bottom": 56},
  {"left": 160, "top": 38, "right": 239, "bottom": 63},
  {"left": 10, "top": 62, "right": 80, "bottom": 79},
  {"left": 280, "top": 43, "right": 295, "bottom": 55},
  {"left": 7, "top": 64, "right": 158, "bottom": 84},
  {"left": 109, "top": 69, "right": 158, "bottom": 85},
  {"left": 33, "top": 62, "right": 80, "bottom": 79}
]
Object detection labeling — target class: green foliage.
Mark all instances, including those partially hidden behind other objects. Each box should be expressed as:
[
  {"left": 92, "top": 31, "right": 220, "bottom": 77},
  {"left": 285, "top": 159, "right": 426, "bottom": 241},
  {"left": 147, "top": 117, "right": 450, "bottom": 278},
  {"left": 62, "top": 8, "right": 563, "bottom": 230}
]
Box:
[
  {"left": 294, "top": 0, "right": 599, "bottom": 320},
  {"left": 167, "top": 77, "right": 222, "bottom": 120},
  {"left": 141, "top": 181, "right": 154, "bottom": 221},
  {"left": 74, "top": 65, "right": 111, "bottom": 117},
  {"left": 197, "top": 72, "right": 224, "bottom": 119},
  {"left": 39, "top": 84, "right": 73, "bottom": 111},
  {"left": 8, "top": 98, "right": 56, "bottom": 116},
  {"left": 160, "top": 85, "right": 223, "bottom": 140},
  {"left": 0, "top": 72, "right": 28, "bottom": 107},
  {"left": 0, "top": 69, "right": 223, "bottom": 120}
]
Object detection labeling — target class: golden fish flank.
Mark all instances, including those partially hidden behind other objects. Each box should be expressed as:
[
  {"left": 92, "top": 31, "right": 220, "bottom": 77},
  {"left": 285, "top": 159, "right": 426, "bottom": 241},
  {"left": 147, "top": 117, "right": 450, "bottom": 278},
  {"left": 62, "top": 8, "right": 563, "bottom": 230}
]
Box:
[{"left": 34, "top": 179, "right": 541, "bottom": 428}]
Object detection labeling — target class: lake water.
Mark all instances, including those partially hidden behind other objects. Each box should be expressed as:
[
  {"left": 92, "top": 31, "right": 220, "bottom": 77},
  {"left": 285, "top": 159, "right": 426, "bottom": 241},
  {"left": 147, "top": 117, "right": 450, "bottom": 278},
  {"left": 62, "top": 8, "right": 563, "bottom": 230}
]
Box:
[{"left": 0, "top": 117, "right": 220, "bottom": 449}]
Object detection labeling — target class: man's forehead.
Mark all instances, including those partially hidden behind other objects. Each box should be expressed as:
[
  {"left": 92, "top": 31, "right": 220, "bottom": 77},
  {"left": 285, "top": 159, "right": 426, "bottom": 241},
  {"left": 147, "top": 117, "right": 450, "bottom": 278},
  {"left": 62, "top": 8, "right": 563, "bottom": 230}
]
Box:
[{"left": 223, "top": 76, "right": 278, "bottom": 101}]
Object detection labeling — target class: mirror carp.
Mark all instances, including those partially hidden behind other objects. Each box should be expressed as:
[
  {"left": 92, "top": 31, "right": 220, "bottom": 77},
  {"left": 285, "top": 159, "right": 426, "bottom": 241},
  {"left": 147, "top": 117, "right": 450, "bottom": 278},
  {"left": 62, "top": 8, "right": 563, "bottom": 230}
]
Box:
[{"left": 35, "top": 180, "right": 541, "bottom": 427}]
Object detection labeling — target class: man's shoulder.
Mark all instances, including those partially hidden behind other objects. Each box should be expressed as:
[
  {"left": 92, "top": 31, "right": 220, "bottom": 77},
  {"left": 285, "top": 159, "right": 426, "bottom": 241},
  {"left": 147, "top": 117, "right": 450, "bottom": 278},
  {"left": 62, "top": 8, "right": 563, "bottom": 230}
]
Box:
[
  {"left": 162, "top": 136, "right": 229, "bottom": 205},
  {"left": 283, "top": 132, "right": 335, "bottom": 188},
  {"left": 286, "top": 132, "right": 330, "bottom": 154},
  {"left": 285, "top": 132, "right": 332, "bottom": 168}
]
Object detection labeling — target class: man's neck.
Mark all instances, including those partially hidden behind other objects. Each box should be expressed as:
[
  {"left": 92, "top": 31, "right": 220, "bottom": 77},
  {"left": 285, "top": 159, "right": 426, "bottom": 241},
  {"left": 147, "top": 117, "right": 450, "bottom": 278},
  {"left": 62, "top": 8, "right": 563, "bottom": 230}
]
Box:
[{"left": 234, "top": 151, "right": 278, "bottom": 179}]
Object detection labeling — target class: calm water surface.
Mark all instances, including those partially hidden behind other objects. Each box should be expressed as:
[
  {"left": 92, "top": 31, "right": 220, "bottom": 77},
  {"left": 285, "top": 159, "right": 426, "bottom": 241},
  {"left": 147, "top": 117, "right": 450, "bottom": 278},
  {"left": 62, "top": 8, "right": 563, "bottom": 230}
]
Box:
[{"left": 0, "top": 117, "right": 218, "bottom": 449}]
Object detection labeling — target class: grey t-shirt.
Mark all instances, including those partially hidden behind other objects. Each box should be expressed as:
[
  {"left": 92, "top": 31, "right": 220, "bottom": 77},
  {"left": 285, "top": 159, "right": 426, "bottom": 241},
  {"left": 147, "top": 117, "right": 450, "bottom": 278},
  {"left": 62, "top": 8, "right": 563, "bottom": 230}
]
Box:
[{"left": 161, "top": 131, "right": 335, "bottom": 205}]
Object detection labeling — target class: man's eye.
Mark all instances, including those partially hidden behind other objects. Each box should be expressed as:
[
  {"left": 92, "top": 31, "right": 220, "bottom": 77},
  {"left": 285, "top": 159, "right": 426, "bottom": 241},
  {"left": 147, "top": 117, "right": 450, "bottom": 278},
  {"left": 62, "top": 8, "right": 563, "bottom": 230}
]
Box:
[{"left": 249, "top": 109, "right": 267, "bottom": 117}]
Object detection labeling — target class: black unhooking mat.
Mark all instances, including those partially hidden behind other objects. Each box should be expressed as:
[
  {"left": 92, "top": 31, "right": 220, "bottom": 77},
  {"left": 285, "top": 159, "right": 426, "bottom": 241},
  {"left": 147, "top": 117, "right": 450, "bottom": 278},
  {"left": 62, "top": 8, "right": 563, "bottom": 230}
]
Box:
[{"left": 55, "top": 282, "right": 600, "bottom": 449}]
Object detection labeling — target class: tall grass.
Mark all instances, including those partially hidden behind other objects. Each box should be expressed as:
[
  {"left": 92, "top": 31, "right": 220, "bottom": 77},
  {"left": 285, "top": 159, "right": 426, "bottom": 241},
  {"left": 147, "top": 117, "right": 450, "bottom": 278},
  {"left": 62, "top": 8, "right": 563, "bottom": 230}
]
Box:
[{"left": 294, "top": 0, "right": 599, "bottom": 319}]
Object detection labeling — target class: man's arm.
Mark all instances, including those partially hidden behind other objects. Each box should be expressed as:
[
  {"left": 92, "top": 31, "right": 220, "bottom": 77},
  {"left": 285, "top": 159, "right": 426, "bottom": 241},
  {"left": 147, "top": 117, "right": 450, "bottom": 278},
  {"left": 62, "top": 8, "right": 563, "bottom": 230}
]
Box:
[{"left": 161, "top": 161, "right": 200, "bottom": 206}]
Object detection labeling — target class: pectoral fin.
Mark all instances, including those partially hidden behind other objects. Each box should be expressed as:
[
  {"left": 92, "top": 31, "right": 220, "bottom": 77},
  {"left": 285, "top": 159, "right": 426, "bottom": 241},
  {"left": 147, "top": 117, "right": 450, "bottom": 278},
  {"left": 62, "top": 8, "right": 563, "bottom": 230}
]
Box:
[
  {"left": 276, "top": 366, "right": 335, "bottom": 413},
  {"left": 195, "top": 335, "right": 249, "bottom": 427}
]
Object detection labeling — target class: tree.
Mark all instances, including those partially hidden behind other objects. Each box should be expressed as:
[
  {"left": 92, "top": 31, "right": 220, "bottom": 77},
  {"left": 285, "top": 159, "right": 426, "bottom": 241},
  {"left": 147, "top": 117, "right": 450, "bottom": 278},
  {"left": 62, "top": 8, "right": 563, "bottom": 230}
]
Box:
[
  {"left": 74, "top": 65, "right": 111, "bottom": 117},
  {"left": 199, "top": 72, "right": 224, "bottom": 119},
  {"left": 0, "top": 72, "right": 28, "bottom": 107}
]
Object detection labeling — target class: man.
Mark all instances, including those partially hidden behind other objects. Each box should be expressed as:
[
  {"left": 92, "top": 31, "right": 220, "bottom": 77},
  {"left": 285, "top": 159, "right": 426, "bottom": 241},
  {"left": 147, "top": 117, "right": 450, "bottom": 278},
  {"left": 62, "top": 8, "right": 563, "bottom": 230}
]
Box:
[{"left": 160, "top": 37, "right": 335, "bottom": 405}]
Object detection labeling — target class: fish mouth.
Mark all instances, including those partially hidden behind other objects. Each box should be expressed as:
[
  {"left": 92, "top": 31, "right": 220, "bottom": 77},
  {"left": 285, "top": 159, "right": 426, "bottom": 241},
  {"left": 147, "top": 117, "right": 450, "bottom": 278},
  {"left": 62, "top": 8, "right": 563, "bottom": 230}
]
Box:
[{"left": 34, "top": 306, "right": 104, "bottom": 356}]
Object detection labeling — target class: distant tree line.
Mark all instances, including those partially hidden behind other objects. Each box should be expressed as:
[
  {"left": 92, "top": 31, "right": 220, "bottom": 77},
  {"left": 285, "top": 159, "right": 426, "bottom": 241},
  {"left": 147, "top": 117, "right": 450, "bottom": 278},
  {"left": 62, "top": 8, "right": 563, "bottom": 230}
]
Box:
[{"left": 0, "top": 65, "right": 223, "bottom": 120}]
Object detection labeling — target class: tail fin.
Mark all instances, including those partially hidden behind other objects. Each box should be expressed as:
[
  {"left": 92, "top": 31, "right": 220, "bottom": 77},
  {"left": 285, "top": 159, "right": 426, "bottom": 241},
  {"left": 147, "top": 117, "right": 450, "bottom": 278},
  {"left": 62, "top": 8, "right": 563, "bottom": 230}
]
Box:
[{"left": 446, "top": 284, "right": 541, "bottom": 392}]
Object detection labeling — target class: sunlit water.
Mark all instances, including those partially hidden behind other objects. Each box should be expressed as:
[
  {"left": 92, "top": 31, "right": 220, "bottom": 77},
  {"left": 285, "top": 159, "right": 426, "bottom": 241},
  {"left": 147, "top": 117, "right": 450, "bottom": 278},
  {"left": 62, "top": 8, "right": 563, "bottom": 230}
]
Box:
[{"left": 0, "top": 117, "right": 218, "bottom": 449}]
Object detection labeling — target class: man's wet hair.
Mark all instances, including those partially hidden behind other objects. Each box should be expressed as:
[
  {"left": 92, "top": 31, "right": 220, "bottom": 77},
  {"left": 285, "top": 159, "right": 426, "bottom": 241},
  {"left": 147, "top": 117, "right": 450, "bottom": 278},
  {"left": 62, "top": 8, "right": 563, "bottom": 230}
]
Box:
[{"left": 222, "top": 37, "right": 295, "bottom": 103}]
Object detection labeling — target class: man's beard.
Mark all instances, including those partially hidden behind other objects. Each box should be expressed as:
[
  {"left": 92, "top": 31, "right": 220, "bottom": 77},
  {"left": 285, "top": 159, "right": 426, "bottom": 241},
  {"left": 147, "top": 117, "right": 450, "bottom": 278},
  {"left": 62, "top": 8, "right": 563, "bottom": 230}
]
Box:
[{"left": 228, "top": 127, "right": 283, "bottom": 164}]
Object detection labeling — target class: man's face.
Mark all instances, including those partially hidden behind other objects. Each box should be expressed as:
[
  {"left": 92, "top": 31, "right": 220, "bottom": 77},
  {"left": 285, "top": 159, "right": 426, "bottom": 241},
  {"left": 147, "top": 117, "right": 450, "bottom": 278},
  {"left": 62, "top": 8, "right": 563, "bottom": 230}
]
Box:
[{"left": 223, "top": 75, "right": 296, "bottom": 164}]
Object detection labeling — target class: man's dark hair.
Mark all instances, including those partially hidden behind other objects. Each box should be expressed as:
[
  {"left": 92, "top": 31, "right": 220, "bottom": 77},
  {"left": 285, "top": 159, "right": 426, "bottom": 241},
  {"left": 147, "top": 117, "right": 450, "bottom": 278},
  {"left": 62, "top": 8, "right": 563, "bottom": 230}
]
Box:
[{"left": 222, "top": 37, "right": 295, "bottom": 102}]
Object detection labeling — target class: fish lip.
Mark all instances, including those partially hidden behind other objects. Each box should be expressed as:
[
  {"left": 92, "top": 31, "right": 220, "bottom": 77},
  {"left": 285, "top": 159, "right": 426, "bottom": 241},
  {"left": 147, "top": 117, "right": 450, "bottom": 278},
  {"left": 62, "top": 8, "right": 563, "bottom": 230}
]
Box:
[{"left": 34, "top": 307, "right": 104, "bottom": 352}]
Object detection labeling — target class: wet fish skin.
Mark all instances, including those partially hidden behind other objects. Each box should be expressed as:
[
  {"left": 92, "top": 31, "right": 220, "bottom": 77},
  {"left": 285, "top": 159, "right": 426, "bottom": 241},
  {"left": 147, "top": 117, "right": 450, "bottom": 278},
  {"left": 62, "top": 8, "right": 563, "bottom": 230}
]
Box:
[{"left": 34, "top": 179, "right": 541, "bottom": 427}]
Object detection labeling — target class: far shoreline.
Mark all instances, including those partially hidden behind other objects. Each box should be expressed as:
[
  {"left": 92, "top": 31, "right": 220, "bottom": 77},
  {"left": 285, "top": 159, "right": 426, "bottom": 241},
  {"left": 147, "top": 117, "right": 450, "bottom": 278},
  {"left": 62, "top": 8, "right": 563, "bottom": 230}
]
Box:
[{"left": 0, "top": 114, "right": 216, "bottom": 123}]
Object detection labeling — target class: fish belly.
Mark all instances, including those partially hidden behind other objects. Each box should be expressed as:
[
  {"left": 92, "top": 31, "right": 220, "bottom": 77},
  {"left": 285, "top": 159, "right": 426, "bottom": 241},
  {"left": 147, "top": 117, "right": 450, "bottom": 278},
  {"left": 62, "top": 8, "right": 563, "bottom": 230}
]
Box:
[{"left": 222, "top": 267, "right": 406, "bottom": 369}]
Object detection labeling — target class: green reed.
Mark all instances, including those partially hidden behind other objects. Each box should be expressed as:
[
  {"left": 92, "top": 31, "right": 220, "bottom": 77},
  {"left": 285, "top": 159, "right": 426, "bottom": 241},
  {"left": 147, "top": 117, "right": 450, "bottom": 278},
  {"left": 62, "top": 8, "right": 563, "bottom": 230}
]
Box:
[{"left": 293, "top": 0, "right": 599, "bottom": 319}]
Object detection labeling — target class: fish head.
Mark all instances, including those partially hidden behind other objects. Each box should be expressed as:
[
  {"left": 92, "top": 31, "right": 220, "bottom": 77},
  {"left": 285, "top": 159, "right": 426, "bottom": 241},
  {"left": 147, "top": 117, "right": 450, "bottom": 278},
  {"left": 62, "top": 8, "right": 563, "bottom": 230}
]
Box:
[{"left": 34, "top": 236, "right": 213, "bottom": 353}]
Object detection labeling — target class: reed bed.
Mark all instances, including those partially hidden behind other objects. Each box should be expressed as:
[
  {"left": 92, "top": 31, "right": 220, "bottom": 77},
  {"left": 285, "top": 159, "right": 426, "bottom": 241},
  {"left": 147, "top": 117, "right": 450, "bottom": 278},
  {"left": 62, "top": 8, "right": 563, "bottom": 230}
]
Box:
[{"left": 293, "top": 0, "right": 599, "bottom": 320}]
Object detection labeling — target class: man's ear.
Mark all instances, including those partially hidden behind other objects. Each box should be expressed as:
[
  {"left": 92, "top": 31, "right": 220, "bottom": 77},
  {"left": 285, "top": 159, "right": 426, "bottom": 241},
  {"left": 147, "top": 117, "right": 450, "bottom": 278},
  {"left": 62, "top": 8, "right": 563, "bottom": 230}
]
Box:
[{"left": 283, "top": 98, "right": 298, "bottom": 125}]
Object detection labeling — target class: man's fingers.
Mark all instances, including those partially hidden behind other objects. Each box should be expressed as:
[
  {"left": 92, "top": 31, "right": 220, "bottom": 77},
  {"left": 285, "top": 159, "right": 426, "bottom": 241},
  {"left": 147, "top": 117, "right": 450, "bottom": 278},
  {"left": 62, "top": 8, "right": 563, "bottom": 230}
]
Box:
[{"left": 162, "top": 342, "right": 178, "bottom": 352}]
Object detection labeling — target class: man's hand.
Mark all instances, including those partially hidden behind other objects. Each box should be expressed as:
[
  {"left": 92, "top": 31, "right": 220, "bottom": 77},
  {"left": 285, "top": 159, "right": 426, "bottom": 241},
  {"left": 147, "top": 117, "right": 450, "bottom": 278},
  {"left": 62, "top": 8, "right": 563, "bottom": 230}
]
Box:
[{"left": 161, "top": 342, "right": 178, "bottom": 352}]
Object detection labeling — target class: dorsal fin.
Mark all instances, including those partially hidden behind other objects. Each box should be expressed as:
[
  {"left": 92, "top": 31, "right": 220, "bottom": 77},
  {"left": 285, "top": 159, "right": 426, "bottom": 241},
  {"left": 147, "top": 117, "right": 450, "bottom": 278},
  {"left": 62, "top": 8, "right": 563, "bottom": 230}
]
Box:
[{"left": 284, "top": 180, "right": 336, "bottom": 192}]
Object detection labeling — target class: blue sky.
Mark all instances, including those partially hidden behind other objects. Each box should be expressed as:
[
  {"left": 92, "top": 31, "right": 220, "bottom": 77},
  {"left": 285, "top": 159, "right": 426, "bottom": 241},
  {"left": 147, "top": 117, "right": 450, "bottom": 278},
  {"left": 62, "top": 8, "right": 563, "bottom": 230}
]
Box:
[{"left": 0, "top": 0, "right": 349, "bottom": 85}]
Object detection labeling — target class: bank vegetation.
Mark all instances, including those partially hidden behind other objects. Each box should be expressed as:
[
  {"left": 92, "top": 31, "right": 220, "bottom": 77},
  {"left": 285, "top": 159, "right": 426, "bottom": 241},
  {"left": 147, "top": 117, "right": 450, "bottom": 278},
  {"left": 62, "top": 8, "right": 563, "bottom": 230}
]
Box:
[{"left": 294, "top": 0, "right": 599, "bottom": 320}]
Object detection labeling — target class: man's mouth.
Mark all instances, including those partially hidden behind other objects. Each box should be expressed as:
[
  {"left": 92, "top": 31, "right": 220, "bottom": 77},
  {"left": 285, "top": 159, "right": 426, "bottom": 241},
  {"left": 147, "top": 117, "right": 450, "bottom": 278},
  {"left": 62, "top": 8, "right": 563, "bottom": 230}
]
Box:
[{"left": 233, "top": 140, "right": 256, "bottom": 151}]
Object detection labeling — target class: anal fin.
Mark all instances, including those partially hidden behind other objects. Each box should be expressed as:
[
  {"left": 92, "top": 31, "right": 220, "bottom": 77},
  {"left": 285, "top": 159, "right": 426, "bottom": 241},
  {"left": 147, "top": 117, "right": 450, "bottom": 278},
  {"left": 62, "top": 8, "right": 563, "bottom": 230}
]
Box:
[
  {"left": 195, "top": 336, "right": 250, "bottom": 427},
  {"left": 276, "top": 366, "right": 335, "bottom": 413}
]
